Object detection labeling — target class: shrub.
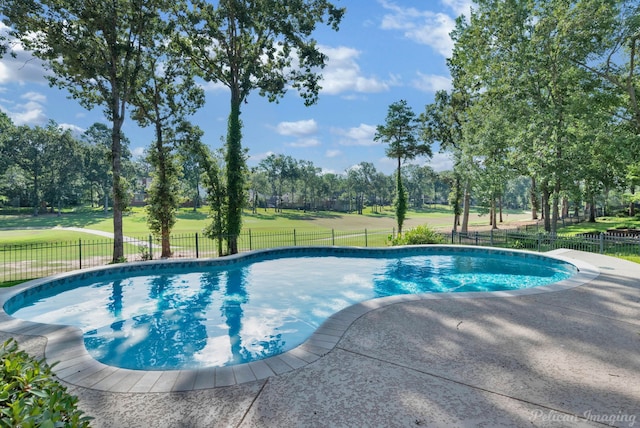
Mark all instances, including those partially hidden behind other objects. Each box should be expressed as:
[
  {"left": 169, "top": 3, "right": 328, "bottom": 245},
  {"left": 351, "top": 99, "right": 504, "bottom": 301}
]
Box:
[
  {"left": 388, "top": 224, "right": 444, "bottom": 246},
  {"left": 0, "top": 339, "right": 92, "bottom": 428}
]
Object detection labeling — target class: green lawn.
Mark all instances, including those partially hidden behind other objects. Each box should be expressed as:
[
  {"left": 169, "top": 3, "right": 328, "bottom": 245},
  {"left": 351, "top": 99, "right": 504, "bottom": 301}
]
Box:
[
  {"left": 554, "top": 216, "right": 640, "bottom": 235},
  {"left": 0, "top": 204, "right": 534, "bottom": 239}
]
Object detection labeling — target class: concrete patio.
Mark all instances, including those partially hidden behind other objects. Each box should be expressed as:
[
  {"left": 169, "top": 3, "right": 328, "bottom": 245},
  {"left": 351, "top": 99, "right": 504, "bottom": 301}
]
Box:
[{"left": 2, "top": 249, "right": 639, "bottom": 427}]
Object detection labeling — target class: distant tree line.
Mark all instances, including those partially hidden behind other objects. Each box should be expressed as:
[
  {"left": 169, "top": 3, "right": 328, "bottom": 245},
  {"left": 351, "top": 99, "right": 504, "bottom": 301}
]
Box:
[{"left": 0, "top": 112, "right": 460, "bottom": 216}]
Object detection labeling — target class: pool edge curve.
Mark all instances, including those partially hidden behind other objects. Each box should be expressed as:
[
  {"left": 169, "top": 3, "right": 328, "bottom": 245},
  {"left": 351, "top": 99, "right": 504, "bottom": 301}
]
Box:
[{"left": 0, "top": 245, "right": 600, "bottom": 393}]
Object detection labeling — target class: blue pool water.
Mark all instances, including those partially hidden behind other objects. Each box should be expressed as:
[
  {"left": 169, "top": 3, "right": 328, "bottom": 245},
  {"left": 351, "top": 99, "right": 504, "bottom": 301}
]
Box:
[{"left": 7, "top": 247, "right": 576, "bottom": 370}]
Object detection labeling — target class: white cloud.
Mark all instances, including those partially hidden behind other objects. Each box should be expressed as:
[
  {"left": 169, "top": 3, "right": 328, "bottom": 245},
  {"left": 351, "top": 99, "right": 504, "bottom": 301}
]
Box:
[
  {"left": 6, "top": 92, "right": 48, "bottom": 125},
  {"left": 379, "top": 0, "right": 456, "bottom": 58},
  {"left": 320, "top": 167, "right": 341, "bottom": 175},
  {"left": 441, "top": 0, "right": 473, "bottom": 19},
  {"left": 377, "top": 156, "right": 396, "bottom": 172},
  {"left": 287, "top": 137, "right": 321, "bottom": 148},
  {"left": 429, "top": 151, "right": 455, "bottom": 172},
  {"left": 58, "top": 123, "right": 85, "bottom": 138},
  {"left": 412, "top": 72, "right": 452, "bottom": 93},
  {"left": 275, "top": 119, "right": 318, "bottom": 137},
  {"left": 11, "top": 106, "right": 47, "bottom": 126},
  {"left": 131, "top": 146, "right": 146, "bottom": 159},
  {"left": 21, "top": 91, "right": 47, "bottom": 104},
  {"left": 0, "top": 23, "right": 50, "bottom": 85},
  {"left": 332, "top": 123, "right": 378, "bottom": 146},
  {"left": 320, "top": 45, "right": 391, "bottom": 95},
  {"left": 248, "top": 151, "right": 275, "bottom": 164},
  {"left": 200, "top": 80, "right": 228, "bottom": 93},
  {"left": 325, "top": 149, "right": 342, "bottom": 158}
]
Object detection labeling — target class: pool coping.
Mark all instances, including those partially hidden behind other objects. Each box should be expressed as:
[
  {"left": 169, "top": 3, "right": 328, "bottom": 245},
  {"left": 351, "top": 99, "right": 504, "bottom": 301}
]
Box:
[{"left": 0, "top": 246, "right": 600, "bottom": 393}]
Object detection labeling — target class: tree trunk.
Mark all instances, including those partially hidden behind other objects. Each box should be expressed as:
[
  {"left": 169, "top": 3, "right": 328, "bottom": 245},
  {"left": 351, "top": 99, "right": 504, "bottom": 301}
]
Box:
[
  {"left": 32, "top": 168, "right": 39, "bottom": 217},
  {"left": 551, "top": 181, "right": 560, "bottom": 234},
  {"left": 104, "top": 186, "right": 109, "bottom": 214},
  {"left": 452, "top": 175, "right": 461, "bottom": 232},
  {"left": 542, "top": 182, "right": 551, "bottom": 233},
  {"left": 499, "top": 196, "right": 503, "bottom": 223},
  {"left": 461, "top": 179, "right": 470, "bottom": 233},
  {"left": 111, "top": 115, "right": 125, "bottom": 262},
  {"left": 491, "top": 198, "right": 498, "bottom": 230},
  {"left": 589, "top": 198, "right": 597, "bottom": 222},
  {"left": 530, "top": 176, "right": 538, "bottom": 220},
  {"left": 630, "top": 186, "right": 636, "bottom": 216},
  {"left": 395, "top": 157, "right": 406, "bottom": 234},
  {"left": 156, "top": 128, "right": 172, "bottom": 259},
  {"left": 226, "top": 88, "right": 244, "bottom": 255}
]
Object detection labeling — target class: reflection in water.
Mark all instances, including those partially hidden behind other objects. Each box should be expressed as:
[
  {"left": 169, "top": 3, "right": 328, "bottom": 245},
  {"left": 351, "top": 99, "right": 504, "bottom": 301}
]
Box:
[
  {"left": 85, "top": 265, "right": 289, "bottom": 370},
  {"left": 223, "top": 266, "right": 248, "bottom": 364},
  {"left": 107, "top": 279, "right": 124, "bottom": 318},
  {"left": 374, "top": 255, "right": 561, "bottom": 297}
]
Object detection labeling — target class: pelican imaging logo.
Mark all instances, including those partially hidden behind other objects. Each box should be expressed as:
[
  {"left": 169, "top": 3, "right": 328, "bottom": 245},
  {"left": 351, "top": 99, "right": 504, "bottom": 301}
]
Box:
[{"left": 529, "top": 409, "right": 637, "bottom": 426}]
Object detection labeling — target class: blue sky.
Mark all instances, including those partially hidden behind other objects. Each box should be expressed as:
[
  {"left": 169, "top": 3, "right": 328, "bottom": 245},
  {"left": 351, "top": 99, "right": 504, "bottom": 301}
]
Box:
[{"left": 0, "top": 0, "right": 471, "bottom": 175}]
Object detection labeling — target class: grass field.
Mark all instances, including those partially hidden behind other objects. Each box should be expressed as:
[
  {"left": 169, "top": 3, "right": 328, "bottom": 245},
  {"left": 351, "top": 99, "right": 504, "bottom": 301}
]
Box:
[
  {"left": 551, "top": 216, "right": 640, "bottom": 235},
  {"left": 0, "top": 205, "right": 534, "bottom": 243}
]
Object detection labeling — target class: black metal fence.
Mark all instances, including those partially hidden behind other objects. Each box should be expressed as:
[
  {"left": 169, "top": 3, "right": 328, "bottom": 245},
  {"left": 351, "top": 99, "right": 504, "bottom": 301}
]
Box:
[
  {"left": 2, "top": 223, "right": 639, "bottom": 284},
  {"left": 447, "top": 229, "right": 640, "bottom": 256},
  {"left": 0, "top": 228, "right": 393, "bottom": 283}
]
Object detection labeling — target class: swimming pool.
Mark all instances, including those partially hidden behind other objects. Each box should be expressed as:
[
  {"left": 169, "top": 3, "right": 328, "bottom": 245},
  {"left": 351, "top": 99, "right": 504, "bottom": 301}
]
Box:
[{"left": 4, "top": 246, "right": 580, "bottom": 372}]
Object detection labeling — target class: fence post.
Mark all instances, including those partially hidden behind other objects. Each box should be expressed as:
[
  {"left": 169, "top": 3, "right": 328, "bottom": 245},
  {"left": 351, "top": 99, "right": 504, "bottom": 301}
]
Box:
[
  {"left": 451, "top": 230, "right": 454, "bottom": 244},
  {"left": 249, "top": 229, "right": 252, "bottom": 251},
  {"left": 79, "top": 239, "right": 82, "bottom": 269},
  {"left": 365, "top": 228, "right": 368, "bottom": 247},
  {"left": 489, "top": 229, "right": 493, "bottom": 246},
  {"left": 475, "top": 231, "right": 479, "bottom": 245},
  {"left": 537, "top": 233, "right": 542, "bottom": 252},
  {"left": 600, "top": 232, "right": 604, "bottom": 254},
  {"left": 332, "top": 229, "right": 335, "bottom": 246},
  {"left": 148, "top": 235, "right": 153, "bottom": 260},
  {"left": 195, "top": 233, "right": 199, "bottom": 258},
  {"left": 293, "top": 229, "right": 297, "bottom": 246}
]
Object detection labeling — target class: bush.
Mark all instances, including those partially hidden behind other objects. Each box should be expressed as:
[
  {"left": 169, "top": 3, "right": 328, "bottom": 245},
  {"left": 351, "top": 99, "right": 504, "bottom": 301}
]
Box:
[
  {"left": 388, "top": 224, "right": 445, "bottom": 246},
  {"left": 0, "top": 339, "right": 92, "bottom": 428}
]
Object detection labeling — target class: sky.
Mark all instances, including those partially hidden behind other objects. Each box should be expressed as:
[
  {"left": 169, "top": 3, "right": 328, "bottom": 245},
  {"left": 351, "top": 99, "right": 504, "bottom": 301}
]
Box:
[{"left": 0, "top": 0, "right": 472, "bottom": 176}]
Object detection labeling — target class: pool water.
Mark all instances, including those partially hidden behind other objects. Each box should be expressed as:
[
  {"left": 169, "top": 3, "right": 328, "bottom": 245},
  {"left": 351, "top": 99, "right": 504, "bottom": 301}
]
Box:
[{"left": 8, "top": 249, "right": 576, "bottom": 370}]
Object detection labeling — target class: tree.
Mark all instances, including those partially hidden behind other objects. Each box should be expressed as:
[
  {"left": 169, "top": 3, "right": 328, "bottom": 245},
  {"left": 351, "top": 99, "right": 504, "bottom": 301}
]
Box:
[
  {"left": 375, "top": 100, "right": 432, "bottom": 234},
  {"left": 0, "top": 112, "right": 15, "bottom": 206},
  {"left": 2, "top": 0, "right": 167, "bottom": 262},
  {"left": 130, "top": 20, "right": 205, "bottom": 258},
  {"left": 178, "top": 146, "right": 205, "bottom": 212},
  {"left": 179, "top": 0, "right": 344, "bottom": 254},
  {"left": 42, "top": 125, "right": 83, "bottom": 214},
  {"left": 404, "top": 164, "right": 437, "bottom": 209},
  {"left": 6, "top": 125, "right": 47, "bottom": 216},
  {"left": 82, "top": 124, "right": 116, "bottom": 212},
  {"left": 4, "top": 121, "right": 81, "bottom": 214},
  {"left": 297, "top": 160, "right": 321, "bottom": 211},
  {"left": 420, "top": 89, "right": 471, "bottom": 231}
]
